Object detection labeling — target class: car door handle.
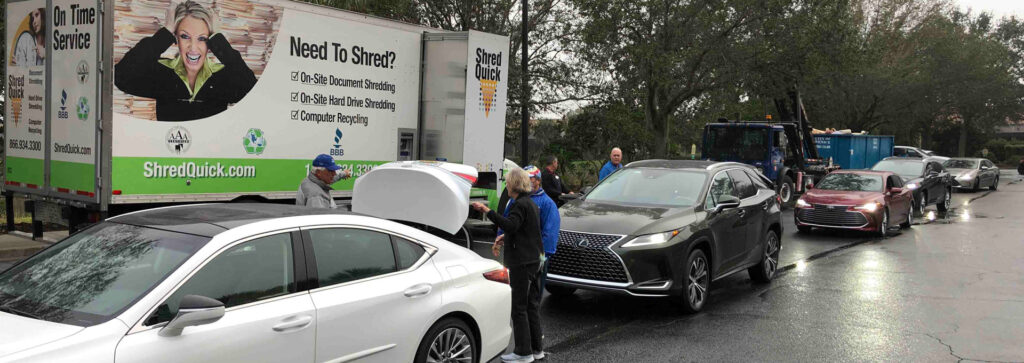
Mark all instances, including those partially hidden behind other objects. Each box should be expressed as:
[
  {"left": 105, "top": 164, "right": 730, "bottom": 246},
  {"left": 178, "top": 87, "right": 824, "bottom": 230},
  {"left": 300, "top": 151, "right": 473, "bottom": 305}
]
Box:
[
  {"left": 272, "top": 315, "right": 313, "bottom": 332},
  {"left": 404, "top": 284, "right": 432, "bottom": 298},
  {"left": 737, "top": 209, "right": 746, "bottom": 218}
]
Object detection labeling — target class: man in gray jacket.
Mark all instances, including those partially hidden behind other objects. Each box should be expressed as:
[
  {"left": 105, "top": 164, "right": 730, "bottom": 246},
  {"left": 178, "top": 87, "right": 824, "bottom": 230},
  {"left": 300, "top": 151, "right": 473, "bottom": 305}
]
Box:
[{"left": 297, "top": 154, "right": 351, "bottom": 208}]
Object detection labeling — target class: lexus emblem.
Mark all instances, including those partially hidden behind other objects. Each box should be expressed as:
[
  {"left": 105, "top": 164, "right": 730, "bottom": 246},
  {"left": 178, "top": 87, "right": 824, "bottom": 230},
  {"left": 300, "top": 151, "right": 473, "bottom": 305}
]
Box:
[{"left": 577, "top": 238, "right": 591, "bottom": 248}]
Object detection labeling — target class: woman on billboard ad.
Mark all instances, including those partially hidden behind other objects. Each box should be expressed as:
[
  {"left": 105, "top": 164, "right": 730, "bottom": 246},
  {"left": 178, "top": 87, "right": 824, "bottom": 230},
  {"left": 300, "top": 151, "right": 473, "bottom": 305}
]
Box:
[
  {"left": 114, "top": 0, "right": 257, "bottom": 121},
  {"left": 11, "top": 8, "right": 46, "bottom": 66}
]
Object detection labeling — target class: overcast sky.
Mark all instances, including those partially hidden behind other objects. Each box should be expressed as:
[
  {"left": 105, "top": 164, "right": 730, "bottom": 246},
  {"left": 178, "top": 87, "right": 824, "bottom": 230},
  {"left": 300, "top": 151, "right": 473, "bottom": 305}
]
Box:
[{"left": 954, "top": 0, "right": 1024, "bottom": 20}]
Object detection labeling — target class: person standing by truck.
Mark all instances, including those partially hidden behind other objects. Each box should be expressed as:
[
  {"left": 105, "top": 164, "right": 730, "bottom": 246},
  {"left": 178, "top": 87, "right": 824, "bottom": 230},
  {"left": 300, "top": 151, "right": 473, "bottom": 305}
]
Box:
[
  {"left": 541, "top": 155, "right": 573, "bottom": 207},
  {"left": 598, "top": 147, "right": 623, "bottom": 181},
  {"left": 297, "top": 154, "right": 352, "bottom": 209},
  {"left": 114, "top": 0, "right": 257, "bottom": 121}
]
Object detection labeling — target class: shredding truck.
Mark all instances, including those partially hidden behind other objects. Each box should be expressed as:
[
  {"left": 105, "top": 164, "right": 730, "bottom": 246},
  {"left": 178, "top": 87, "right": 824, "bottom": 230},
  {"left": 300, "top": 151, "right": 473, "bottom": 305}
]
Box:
[{"left": 3, "top": 0, "right": 510, "bottom": 233}]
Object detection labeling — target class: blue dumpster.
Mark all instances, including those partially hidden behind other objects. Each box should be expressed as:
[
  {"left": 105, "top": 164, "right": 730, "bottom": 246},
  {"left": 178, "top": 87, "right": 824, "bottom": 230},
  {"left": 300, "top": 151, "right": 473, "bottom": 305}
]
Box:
[{"left": 813, "top": 134, "right": 894, "bottom": 170}]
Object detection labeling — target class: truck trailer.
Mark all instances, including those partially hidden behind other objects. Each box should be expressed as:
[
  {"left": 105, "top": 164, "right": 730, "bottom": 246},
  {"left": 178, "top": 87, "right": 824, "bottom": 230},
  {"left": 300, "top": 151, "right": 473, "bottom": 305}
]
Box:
[{"left": 3, "top": 0, "right": 510, "bottom": 232}]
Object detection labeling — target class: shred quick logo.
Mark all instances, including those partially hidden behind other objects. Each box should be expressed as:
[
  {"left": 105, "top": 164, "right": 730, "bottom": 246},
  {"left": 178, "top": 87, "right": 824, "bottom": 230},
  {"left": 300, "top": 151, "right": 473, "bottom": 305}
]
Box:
[
  {"left": 474, "top": 48, "right": 502, "bottom": 117},
  {"left": 8, "top": 75, "right": 25, "bottom": 125}
]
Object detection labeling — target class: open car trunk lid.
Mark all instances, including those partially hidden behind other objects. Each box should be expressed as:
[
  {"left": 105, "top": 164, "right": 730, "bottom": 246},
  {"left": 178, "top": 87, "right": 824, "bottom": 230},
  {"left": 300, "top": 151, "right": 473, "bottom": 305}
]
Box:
[{"left": 352, "top": 161, "right": 477, "bottom": 234}]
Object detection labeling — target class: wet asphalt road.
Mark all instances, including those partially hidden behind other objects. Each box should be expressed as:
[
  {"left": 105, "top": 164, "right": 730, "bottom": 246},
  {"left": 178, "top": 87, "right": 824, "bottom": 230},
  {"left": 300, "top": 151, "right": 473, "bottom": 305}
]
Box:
[{"left": 481, "top": 174, "right": 1024, "bottom": 362}]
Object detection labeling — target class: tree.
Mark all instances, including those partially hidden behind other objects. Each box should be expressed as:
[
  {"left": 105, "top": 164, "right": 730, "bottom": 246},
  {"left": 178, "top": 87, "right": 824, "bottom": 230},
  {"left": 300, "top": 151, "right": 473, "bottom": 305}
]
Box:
[{"left": 571, "top": 0, "right": 771, "bottom": 157}]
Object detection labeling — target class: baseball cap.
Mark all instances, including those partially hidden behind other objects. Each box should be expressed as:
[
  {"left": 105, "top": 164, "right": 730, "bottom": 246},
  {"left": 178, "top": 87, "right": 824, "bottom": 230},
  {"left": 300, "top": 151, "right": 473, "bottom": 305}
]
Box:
[
  {"left": 523, "top": 165, "right": 542, "bottom": 179},
  {"left": 313, "top": 154, "right": 342, "bottom": 171}
]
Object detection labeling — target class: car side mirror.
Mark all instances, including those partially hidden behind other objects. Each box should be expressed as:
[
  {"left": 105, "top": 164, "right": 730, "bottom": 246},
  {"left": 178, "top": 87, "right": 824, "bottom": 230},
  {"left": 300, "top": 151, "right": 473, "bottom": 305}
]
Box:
[
  {"left": 159, "top": 295, "right": 225, "bottom": 337},
  {"left": 980, "top": 165, "right": 989, "bottom": 170},
  {"left": 560, "top": 194, "right": 580, "bottom": 201},
  {"left": 713, "top": 195, "right": 741, "bottom": 213},
  {"left": 806, "top": 183, "right": 814, "bottom": 190},
  {"left": 889, "top": 187, "right": 903, "bottom": 194},
  {"left": 927, "top": 170, "right": 939, "bottom": 176}
]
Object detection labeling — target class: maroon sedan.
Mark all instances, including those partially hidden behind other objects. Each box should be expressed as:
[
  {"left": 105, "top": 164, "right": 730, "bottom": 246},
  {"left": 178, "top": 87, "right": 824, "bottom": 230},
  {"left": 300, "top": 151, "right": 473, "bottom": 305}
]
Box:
[{"left": 794, "top": 170, "right": 913, "bottom": 237}]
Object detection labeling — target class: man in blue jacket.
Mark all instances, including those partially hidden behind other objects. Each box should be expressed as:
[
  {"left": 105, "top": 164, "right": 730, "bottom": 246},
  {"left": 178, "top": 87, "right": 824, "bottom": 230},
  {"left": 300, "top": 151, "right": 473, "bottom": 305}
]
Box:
[
  {"left": 497, "top": 165, "right": 560, "bottom": 291},
  {"left": 598, "top": 147, "right": 623, "bottom": 181}
]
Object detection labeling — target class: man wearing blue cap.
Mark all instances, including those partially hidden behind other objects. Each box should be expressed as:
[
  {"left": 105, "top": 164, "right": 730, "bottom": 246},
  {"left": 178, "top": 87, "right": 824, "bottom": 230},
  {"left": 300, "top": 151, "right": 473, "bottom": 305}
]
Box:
[{"left": 297, "top": 154, "right": 352, "bottom": 208}]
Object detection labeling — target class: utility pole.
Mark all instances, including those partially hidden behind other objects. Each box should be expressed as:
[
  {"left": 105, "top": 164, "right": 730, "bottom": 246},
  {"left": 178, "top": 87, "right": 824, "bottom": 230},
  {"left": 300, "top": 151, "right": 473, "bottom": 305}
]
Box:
[{"left": 520, "top": 0, "right": 530, "bottom": 166}]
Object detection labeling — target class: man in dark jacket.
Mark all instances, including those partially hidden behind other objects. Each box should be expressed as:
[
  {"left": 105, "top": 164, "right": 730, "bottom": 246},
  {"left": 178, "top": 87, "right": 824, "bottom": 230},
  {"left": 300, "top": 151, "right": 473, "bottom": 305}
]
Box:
[{"left": 541, "top": 155, "right": 573, "bottom": 207}]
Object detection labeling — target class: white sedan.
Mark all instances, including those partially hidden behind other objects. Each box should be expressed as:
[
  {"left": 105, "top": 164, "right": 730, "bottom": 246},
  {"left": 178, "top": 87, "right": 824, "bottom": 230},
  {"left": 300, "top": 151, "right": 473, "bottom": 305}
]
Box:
[{"left": 0, "top": 161, "right": 512, "bottom": 363}]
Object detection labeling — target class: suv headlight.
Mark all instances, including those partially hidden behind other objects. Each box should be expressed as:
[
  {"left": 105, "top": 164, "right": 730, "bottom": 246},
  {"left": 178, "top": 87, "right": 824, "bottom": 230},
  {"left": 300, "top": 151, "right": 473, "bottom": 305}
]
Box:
[
  {"left": 621, "top": 230, "right": 679, "bottom": 248},
  {"left": 796, "top": 199, "right": 812, "bottom": 208},
  {"left": 905, "top": 183, "right": 919, "bottom": 190}
]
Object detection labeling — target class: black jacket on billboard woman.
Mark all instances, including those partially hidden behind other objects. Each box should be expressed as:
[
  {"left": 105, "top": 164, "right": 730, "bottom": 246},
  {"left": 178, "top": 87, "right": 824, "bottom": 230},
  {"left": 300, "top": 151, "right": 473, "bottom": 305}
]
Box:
[{"left": 114, "top": 28, "right": 257, "bottom": 121}]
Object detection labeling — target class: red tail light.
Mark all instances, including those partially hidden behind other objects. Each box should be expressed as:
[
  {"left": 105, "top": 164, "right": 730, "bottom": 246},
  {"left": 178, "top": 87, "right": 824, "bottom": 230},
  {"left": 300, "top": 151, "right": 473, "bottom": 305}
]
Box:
[{"left": 483, "top": 268, "right": 510, "bottom": 284}]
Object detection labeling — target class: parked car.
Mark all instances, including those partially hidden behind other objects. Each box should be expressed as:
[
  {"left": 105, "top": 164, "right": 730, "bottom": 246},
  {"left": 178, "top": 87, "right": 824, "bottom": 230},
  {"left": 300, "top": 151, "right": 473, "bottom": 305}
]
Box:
[
  {"left": 0, "top": 206, "right": 511, "bottom": 361},
  {"left": 893, "top": 146, "right": 930, "bottom": 159},
  {"left": 920, "top": 150, "right": 949, "bottom": 162},
  {"left": 870, "top": 157, "right": 953, "bottom": 216},
  {"left": 943, "top": 158, "right": 1000, "bottom": 191},
  {"left": 795, "top": 170, "right": 914, "bottom": 237},
  {"left": 547, "top": 160, "right": 783, "bottom": 313}
]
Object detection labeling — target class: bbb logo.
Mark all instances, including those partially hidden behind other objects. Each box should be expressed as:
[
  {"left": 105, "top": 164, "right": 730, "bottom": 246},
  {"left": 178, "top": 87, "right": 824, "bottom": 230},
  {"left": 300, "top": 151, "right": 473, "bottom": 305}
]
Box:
[
  {"left": 329, "top": 128, "right": 344, "bottom": 157},
  {"left": 57, "top": 90, "right": 69, "bottom": 119}
]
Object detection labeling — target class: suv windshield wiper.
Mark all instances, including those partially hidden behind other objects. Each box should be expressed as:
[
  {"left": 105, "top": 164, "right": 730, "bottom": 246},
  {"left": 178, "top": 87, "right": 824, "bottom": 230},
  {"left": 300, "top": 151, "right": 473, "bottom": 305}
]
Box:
[{"left": 0, "top": 303, "right": 42, "bottom": 320}]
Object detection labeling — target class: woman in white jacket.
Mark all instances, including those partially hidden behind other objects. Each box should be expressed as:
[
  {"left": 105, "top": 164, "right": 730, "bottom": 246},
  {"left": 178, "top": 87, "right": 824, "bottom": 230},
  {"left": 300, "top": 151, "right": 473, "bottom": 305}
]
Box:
[{"left": 13, "top": 8, "right": 45, "bottom": 66}]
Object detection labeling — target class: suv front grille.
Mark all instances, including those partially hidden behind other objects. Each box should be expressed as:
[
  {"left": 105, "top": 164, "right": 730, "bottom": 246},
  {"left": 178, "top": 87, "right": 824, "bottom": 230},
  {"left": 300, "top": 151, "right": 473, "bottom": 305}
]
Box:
[
  {"left": 549, "top": 230, "right": 628, "bottom": 283},
  {"left": 797, "top": 205, "right": 868, "bottom": 227}
]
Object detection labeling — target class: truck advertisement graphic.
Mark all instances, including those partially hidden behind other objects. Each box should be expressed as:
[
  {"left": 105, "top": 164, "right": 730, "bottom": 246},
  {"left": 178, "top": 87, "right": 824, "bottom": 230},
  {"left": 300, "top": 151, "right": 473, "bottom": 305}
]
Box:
[
  {"left": 50, "top": 0, "right": 100, "bottom": 198},
  {"left": 5, "top": 0, "right": 48, "bottom": 190},
  {"left": 3, "top": 0, "right": 510, "bottom": 222},
  {"left": 111, "top": 0, "right": 420, "bottom": 197}
]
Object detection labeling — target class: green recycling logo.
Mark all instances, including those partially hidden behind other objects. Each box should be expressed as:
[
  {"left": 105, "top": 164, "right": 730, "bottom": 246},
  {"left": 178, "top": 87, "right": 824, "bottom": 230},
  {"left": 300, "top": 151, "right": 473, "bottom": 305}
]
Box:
[
  {"left": 76, "top": 97, "right": 90, "bottom": 120},
  {"left": 243, "top": 128, "right": 267, "bottom": 155}
]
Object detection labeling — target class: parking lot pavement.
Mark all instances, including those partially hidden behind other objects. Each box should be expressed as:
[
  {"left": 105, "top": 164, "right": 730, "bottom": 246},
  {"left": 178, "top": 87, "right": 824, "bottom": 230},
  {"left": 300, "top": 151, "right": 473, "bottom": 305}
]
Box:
[{"left": 524, "top": 180, "right": 1024, "bottom": 362}]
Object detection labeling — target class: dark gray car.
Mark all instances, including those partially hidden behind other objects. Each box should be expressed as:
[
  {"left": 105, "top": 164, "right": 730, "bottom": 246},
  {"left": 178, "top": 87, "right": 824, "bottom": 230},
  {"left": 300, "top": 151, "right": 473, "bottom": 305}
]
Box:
[{"left": 546, "top": 160, "right": 783, "bottom": 313}]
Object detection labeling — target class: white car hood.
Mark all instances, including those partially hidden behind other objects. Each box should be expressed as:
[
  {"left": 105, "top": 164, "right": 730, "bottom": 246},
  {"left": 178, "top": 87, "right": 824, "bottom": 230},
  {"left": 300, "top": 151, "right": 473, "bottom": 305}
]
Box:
[
  {"left": 0, "top": 312, "right": 82, "bottom": 357},
  {"left": 352, "top": 161, "right": 476, "bottom": 234}
]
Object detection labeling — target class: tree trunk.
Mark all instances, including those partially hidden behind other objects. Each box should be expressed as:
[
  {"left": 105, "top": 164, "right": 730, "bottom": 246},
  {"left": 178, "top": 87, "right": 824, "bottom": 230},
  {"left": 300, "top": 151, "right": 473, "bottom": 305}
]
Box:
[{"left": 650, "top": 113, "right": 670, "bottom": 158}]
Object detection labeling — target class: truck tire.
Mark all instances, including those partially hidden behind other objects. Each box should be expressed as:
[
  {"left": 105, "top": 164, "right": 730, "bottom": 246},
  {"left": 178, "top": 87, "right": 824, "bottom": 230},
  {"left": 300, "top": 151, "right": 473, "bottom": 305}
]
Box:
[{"left": 777, "top": 175, "right": 796, "bottom": 208}]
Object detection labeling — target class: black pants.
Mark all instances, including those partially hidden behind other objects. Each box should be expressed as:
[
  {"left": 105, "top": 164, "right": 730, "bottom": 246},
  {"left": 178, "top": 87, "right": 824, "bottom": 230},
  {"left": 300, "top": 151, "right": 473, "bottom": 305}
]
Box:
[{"left": 509, "top": 262, "right": 543, "bottom": 356}]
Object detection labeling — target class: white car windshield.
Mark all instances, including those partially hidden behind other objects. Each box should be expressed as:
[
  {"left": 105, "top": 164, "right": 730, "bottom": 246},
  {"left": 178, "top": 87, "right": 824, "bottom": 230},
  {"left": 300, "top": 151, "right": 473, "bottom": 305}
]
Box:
[
  {"left": 0, "top": 223, "right": 208, "bottom": 327},
  {"left": 586, "top": 168, "right": 707, "bottom": 207}
]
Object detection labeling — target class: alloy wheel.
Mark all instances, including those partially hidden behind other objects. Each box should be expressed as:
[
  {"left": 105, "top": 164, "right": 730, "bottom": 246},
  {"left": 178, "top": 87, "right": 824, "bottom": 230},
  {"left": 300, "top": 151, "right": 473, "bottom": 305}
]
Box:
[
  {"left": 918, "top": 194, "right": 926, "bottom": 215},
  {"left": 763, "top": 233, "right": 779, "bottom": 278},
  {"left": 426, "top": 327, "right": 473, "bottom": 363},
  {"left": 943, "top": 191, "right": 951, "bottom": 210},
  {"left": 688, "top": 256, "right": 710, "bottom": 309}
]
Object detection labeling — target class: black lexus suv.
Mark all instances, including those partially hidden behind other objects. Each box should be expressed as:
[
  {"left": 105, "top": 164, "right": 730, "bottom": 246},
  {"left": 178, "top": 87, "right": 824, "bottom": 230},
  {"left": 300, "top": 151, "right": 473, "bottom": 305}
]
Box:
[{"left": 547, "top": 160, "right": 783, "bottom": 313}]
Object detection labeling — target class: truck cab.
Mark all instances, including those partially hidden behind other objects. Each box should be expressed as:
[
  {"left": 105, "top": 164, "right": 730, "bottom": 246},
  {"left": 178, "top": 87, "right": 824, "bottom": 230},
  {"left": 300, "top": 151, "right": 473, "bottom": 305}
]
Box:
[
  {"left": 702, "top": 123, "right": 789, "bottom": 182},
  {"left": 702, "top": 120, "right": 837, "bottom": 205}
]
